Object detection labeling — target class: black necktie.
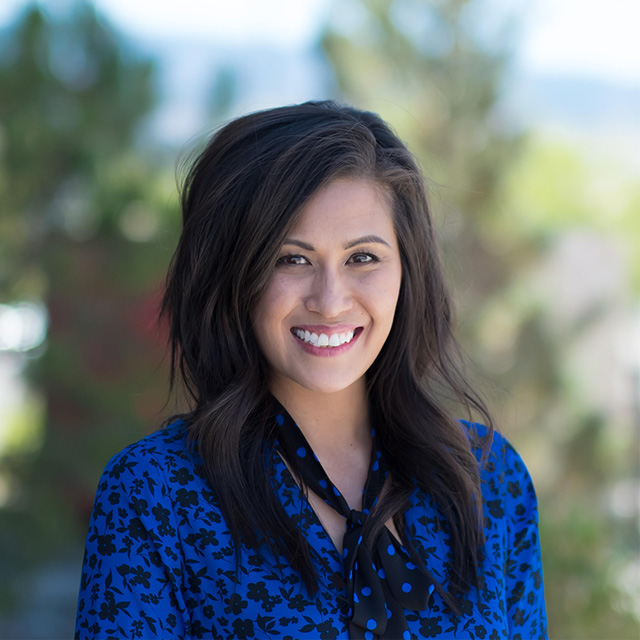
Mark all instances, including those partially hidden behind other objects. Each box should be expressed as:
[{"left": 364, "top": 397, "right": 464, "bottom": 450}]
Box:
[{"left": 273, "top": 403, "right": 435, "bottom": 639}]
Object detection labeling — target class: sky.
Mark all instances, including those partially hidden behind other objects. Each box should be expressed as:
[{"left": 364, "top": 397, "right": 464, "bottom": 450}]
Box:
[
  {"left": 518, "top": 0, "right": 640, "bottom": 84},
  {"left": 0, "top": 0, "right": 638, "bottom": 153},
  {"left": 0, "top": 0, "right": 639, "bottom": 86}
]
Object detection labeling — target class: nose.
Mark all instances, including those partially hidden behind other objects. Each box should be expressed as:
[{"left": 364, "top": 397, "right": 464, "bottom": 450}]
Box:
[{"left": 304, "top": 267, "right": 353, "bottom": 318}]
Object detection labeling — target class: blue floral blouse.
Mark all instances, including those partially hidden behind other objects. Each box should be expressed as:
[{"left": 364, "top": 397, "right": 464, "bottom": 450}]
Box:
[{"left": 75, "top": 421, "right": 547, "bottom": 639}]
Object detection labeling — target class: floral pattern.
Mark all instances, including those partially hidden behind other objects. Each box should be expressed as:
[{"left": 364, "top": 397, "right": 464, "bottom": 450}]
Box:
[{"left": 75, "top": 421, "right": 547, "bottom": 639}]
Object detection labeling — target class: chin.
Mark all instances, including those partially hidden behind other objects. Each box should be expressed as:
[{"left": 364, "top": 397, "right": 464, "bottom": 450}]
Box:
[
  {"left": 304, "top": 384, "right": 355, "bottom": 396},
  {"left": 292, "top": 374, "right": 366, "bottom": 397}
]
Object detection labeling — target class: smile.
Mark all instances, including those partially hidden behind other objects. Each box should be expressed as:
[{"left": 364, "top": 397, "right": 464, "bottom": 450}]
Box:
[{"left": 292, "top": 328, "right": 357, "bottom": 348}]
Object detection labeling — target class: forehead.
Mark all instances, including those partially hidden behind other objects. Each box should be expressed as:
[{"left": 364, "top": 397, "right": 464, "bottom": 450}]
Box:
[{"left": 289, "top": 178, "right": 396, "bottom": 241}]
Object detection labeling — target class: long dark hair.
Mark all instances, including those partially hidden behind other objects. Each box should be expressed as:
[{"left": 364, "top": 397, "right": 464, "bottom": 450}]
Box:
[{"left": 161, "top": 100, "right": 493, "bottom": 608}]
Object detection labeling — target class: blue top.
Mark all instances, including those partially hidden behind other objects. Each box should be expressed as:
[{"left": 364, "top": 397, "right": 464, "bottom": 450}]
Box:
[{"left": 75, "top": 421, "right": 547, "bottom": 639}]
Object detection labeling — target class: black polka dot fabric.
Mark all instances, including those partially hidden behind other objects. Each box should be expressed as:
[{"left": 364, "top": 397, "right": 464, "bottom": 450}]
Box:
[{"left": 275, "top": 402, "right": 434, "bottom": 639}]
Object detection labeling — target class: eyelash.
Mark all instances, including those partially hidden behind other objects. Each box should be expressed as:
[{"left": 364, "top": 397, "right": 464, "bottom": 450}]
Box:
[
  {"left": 349, "top": 252, "right": 379, "bottom": 264},
  {"left": 276, "top": 254, "right": 308, "bottom": 266},
  {"left": 276, "top": 252, "right": 380, "bottom": 266}
]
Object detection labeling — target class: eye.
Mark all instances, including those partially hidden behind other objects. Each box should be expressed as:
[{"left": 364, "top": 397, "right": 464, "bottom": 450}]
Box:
[
  {"left": 276, "top": 254, "right": 309, "bottom": 266},
  {"left": 348, "top": 252, "right": 379, "bottom": 264}
]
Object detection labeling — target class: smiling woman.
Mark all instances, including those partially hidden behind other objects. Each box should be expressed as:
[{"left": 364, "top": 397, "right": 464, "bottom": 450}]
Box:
[
  {"left": 253, "top": 178, "right": 402, "bottom": 398},
  {"left": 75, "top": 101, "right": 547, "bottom": 639}
]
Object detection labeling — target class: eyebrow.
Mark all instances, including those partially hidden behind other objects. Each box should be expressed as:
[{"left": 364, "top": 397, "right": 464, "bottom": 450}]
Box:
[{"left": 283, "top": 235, "right": 391, "bottom": 251}]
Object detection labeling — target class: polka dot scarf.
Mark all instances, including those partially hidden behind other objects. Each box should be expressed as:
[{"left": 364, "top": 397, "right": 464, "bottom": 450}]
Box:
[{"left": 274, "top": 403, "right": 435, "bottom": 639}]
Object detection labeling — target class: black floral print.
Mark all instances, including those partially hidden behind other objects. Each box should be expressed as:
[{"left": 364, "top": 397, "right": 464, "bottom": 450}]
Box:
[{"left": 75, "top": 420, "right": 547, "bottom": 639}]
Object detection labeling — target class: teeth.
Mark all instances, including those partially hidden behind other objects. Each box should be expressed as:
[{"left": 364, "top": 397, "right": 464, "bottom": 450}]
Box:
[{"left": 293, "top": 329, "right": 356, "bottom": 348}]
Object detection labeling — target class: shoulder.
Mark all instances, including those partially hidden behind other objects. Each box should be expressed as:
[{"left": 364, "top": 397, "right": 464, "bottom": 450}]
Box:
[
  {"left": 460, "top": 420, "right": 533, "bottom": 481},
  {"left": 91, "top": 420, "right": 219, "bottom": 529},
  {"left": 460, "top": 421, "right": 540, "bottom": 516},
  {"left": 99, "top": 420, "right": 199, "bottom": 486},
  {"left": 460, "top": 421, "right": 541, "bottom": 533}
]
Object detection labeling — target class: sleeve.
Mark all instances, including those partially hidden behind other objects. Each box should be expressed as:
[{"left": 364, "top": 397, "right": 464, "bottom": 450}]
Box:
[
  {"left": 501, "top": 438, "right": 548, "bottom": 640},
  {"left": 75, "top": 444, "right": 190, "bottom": 640}
]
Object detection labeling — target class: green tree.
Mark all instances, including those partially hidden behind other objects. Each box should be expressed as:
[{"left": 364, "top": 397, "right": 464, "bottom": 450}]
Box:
[
  {"left": 0, "top": 2, "right": 177, "bottom": 616},
  {"left": 0, "top": 2, "right": 160, "bottom": 299}
]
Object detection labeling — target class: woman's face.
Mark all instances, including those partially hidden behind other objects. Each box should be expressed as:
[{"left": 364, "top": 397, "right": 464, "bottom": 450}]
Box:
[{"left": 252, "top": 177, "right": 402, "bottom": 398}]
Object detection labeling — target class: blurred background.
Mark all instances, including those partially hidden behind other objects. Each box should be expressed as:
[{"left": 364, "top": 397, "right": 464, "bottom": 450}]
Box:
[{"left": 0, "top": 0, "right": 638, "bottom": 638}]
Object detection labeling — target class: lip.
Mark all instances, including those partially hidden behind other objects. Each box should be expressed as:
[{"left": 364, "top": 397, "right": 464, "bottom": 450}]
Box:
[{"left": 290, "top": 326, "right": 363, "bottom": 357}]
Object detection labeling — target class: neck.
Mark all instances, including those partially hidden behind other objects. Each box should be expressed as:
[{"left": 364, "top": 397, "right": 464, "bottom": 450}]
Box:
[{"left": 270, "top": 380, "right": 370, "bottom": 456}]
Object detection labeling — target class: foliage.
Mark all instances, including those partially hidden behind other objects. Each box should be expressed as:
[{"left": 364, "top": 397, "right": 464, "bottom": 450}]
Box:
[
  {"left": 0, "top": 1, "right": 178, "bottom": 617},
  {"left": 0, "top": 2, "right": 162, "bottom": 300},
  {"left": 498, "top": 135, "right": 640, "bottom": 291}
]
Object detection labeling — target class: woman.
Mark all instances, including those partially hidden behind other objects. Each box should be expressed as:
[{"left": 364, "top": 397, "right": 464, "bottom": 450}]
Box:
[{"left": 75, "top": 101, "right": 547, "bottom": 639}]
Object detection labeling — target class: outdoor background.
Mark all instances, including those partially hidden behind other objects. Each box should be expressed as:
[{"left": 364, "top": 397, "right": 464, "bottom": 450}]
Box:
[{"left": 0, "top": 0, "right": 638, "bottom": 638}]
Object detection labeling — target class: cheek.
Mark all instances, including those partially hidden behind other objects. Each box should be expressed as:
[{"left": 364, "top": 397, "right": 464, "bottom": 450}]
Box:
[
  {"left": 365, "top": 269, "right": 402, "bottom": 318},
  {"left": 253, "top": 278, "right": 292, "bottom": 339}
]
